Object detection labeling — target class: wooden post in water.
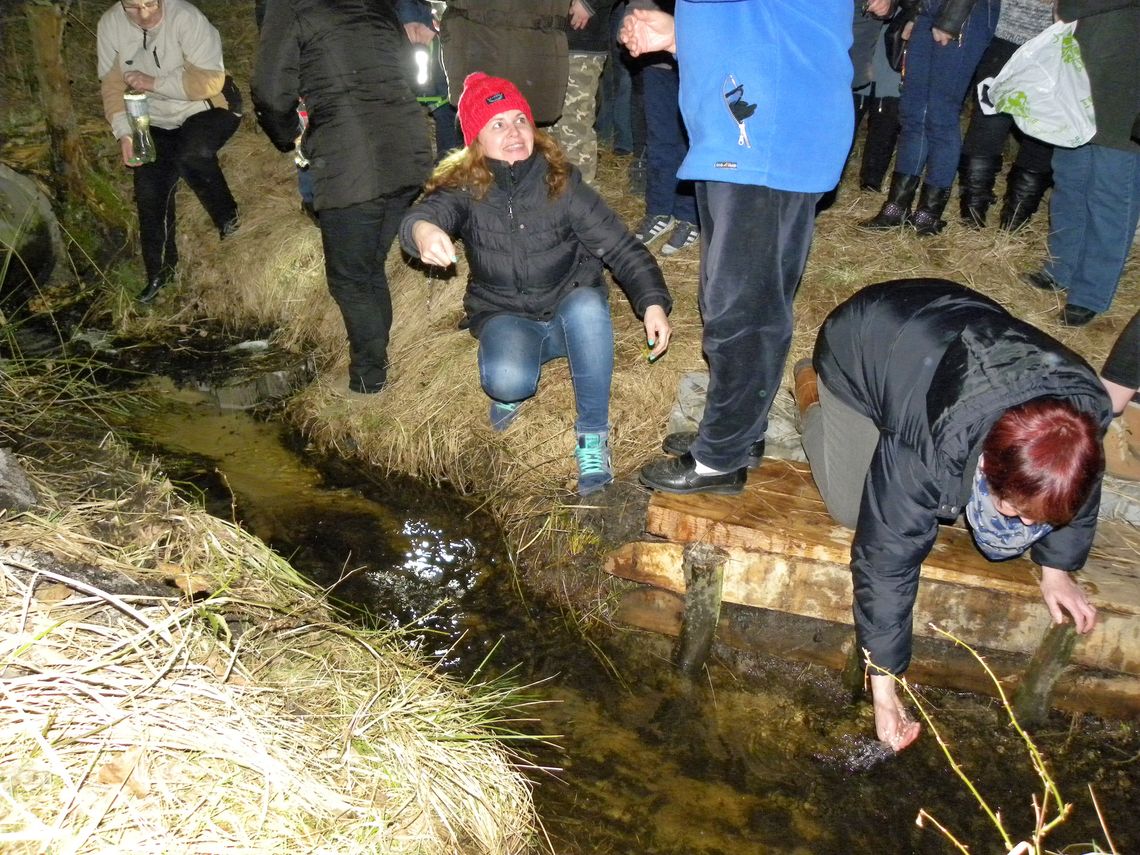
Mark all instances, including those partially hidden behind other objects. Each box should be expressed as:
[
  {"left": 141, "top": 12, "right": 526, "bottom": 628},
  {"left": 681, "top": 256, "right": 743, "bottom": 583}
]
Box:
[
  {"left": 1012, "top": 622, "right": 1078, "bottom": 727},
  {"left": 672, "top": 542, "right": 727, "bottom": 678},
  {"left": 842, "top": 637, "right": 866, "bottom": 701}
]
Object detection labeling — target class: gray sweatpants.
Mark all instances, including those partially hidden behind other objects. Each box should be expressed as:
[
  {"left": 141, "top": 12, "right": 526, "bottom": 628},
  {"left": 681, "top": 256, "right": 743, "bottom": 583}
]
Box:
[{"left": 800, "top": 380, "right": 882, "bottom": 530}]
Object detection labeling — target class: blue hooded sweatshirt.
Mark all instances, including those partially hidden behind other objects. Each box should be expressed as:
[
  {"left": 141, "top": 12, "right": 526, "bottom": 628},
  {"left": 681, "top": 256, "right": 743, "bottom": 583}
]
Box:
[{"left": 675, "top": 0, "right": 854, "bottom": 193}]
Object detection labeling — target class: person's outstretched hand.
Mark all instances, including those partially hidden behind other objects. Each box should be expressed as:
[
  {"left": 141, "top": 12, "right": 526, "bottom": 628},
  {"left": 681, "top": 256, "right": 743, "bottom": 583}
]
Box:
[
  {"left": 643, "top": 305, "right": 671, "bottom": 361},
  {"left": 411, "top": 221, "right": 457, "bottom": 269},
  {"left": 870, "top": 673, "right": 921, "bottom": 753},
  {"left": 619, "top": 8, "right": 675, "bottom": 58},
  {"left": 1040, "top": 565, "right": 1098, "bottom": 634}
]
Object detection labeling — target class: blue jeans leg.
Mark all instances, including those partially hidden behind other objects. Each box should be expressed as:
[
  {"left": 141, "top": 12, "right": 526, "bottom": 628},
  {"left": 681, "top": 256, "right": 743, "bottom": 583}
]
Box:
[
  {"left": 1049, "top": 144, "right": 1140, "bottom": 314},
  {"left": 896, "top": 1, "right": 998, "bottom": 187},
  {"left": 478, "top": 287, "right": 614, "bottom": 433},
  {"left": 641, "top": 64, "right": 696, "bottom": 224},
  {"left": 689, "top": 182, "right": 819, "bottom": 472}
]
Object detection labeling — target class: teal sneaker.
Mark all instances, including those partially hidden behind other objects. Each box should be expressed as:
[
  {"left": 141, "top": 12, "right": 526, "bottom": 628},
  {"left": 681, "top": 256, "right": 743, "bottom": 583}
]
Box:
[
  {"left": 575, "top": 432, "right": 613, "bottom": 496},
  {"left": 489, "top": 401, "right": 522, "bottom": 432}
]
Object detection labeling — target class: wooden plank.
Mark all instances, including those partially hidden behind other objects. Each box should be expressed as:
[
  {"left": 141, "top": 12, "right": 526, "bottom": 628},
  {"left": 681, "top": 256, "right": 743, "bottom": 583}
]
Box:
[
  {"left": 610, "top": 588, "right": 1140, "bottom": 720},
  {"left": 645, "top": 458, "right": 1140, "bottom": 610},
  {"left": 605, "top": 540, "right": 1140, "bottom": 675}
]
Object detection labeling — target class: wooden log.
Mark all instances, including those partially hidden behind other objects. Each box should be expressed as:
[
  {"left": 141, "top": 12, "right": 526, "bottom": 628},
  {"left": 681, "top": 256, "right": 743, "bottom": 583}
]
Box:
[
  {"left": 610, "top": 587, "right": 1140, "bottom": 720},
  {"left": 604, "top": 539, "right": 1140, "bottom": 675},
  {"left": 1012, "top": 622, "right": 1079, "bottom": 727},
  {"left": 673, "top": 542, "right": 727, "bottom": 677}
]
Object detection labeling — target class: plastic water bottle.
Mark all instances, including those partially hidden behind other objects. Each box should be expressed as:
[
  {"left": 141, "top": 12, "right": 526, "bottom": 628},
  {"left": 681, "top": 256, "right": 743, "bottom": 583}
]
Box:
[{"left": 123, "top": 90, "right": 156, "bottom": 165}]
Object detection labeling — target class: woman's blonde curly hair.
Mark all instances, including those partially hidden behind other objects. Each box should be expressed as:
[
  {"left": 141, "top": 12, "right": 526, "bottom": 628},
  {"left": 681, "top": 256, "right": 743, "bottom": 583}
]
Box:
[{"left": 423, "top": 129, "right": 571, "bottom": 200}]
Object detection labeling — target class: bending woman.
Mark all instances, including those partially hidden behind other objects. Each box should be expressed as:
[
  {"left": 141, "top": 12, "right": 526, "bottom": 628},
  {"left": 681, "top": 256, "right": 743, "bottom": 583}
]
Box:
[
  {"left": 798, "top": 280, "right": 1111, "bottom": 752},
  {"left": 400, "top": 73, "right": 672, "bottom": 496},
  {"left": 97, "top": 0, "right": 241, "bottom": 303}
]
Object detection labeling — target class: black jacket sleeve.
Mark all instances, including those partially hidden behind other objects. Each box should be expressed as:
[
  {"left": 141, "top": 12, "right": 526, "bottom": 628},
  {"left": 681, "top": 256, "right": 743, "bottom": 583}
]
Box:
[
  {"left": 932, "top": 0, "right": 981, "bottom": 39},
  {"left": 850, "top": 434, "right": 942, "bottom": 676},
  {"left": 399, "top": 188, "right": 471, "bottom": 258},
  {"left": 251, "top": 0, "right": 302, "bottom": 153},
  {"left": 563, "top": 172, "right": 672, "bottom": 318}
]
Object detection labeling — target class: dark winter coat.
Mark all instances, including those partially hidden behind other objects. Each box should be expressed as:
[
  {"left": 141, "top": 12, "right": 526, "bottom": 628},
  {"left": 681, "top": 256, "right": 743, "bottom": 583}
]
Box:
[
  {"left": 1057, "top": 0, "right": 1140, "bottom": 153},
  {"left": 896, "top": 0, "right": 982, "bottom": 39},
  {"left": 439, "top": 0, "right": 569, "bottom": 124},
  {"left": 251, "top": 0, "right": 432, "bottom": 212},
  {"left": 813, "top": 279, "right": 1112, "bottom": 675},
  {"left": 399, "top": 152, "right": 671, "bottom": 337}
]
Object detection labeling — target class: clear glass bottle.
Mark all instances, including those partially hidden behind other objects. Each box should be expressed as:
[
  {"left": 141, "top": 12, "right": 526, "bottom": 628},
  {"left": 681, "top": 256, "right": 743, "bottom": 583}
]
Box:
[{"left": 123, "top": 90, "right": 157, "bottom": 165}]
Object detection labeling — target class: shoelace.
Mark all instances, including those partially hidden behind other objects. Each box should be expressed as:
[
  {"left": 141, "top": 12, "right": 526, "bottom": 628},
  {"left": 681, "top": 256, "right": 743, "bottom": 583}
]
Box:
[{"left": 576, "top": 435, "right": 609, "bottom": 475}]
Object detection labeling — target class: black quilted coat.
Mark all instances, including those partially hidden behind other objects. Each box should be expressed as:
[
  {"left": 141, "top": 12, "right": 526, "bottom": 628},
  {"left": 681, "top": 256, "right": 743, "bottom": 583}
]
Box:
[
  {"left": 399, "top": 152, "right": 671, "bottom": 336},
  {"left": 251, "top": 0, "right": 431, "bottom": 211},
  {"left": 813, "top": 279, "right": 1112, "bottom": 675}
]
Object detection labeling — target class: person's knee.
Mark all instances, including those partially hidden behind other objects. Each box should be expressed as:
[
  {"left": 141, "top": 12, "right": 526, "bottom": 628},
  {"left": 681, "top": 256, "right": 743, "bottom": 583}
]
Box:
[{"left": 480, "top": 357, "right": 537, "bottom": 403}]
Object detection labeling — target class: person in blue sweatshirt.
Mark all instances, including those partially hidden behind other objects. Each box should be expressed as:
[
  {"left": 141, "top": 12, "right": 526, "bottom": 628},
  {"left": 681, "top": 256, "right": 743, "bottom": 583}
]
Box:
[{"left": 624, "top": 3, "right": 873, "bottom": 495}]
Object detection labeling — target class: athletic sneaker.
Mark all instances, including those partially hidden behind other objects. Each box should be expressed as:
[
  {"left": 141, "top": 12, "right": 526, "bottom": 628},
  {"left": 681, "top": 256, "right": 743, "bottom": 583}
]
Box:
[
  {"left": 634, "top": 213, "right": 675, "bottom": 245},
  {"left": 661, "top": 220, "right": 699, "bottom": 256},
  {"left": 575, "top": 432, "right": 613, "bottom": 496},
  {"left": 489, "top": 401, "right": 522, "bottom": 432}
]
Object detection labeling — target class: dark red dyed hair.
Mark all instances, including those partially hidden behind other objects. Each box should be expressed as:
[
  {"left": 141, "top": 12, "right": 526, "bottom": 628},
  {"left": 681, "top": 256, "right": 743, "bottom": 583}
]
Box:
[{"left": 982, "top": 398, "right": 1104, "bottom": 526}]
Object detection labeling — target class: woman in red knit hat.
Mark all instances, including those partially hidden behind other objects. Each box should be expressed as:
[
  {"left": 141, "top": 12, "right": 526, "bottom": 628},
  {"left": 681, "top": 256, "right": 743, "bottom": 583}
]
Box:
[{"left": 399, "top": 72, "right": 673, "bottom": 497}]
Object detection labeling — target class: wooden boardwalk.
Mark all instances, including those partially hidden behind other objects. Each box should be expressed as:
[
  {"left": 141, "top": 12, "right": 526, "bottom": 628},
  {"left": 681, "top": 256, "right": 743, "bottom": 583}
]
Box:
[{"left": 606, "top": 459, "right": 1140, "bottom": 719}]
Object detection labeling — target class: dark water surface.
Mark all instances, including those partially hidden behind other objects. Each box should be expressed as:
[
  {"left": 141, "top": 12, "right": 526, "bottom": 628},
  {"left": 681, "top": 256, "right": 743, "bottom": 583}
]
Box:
[{"left": 130, "top": 382, "right": 1139, "bottom": 855}]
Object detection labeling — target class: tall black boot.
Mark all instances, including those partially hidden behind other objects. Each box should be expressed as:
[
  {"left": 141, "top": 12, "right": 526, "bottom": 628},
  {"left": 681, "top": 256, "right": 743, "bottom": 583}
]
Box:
[
  {"left": 860, "top": 171, "right": 920, "bottom": 229},
  {"left": 859, "top": 96, "right": 900, "bottom": 192},
  {"left": 958, "top": 154, "right": 1003, "bottom": 228},
  {"left": 999, "top": 166, "right": 1052, "bottom": 231},
  {"left": 911, "top": 182, "right": 952, "bottom": 236}
]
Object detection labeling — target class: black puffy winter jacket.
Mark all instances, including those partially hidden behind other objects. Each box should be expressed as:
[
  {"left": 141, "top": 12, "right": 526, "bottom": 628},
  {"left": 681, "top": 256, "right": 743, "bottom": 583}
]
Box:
[
  {"left": 399, "top": 152, "right": 671, "bottom": 336},
  {"left": 251, "top": 0, "right": 432, "bottom": 212},
  {"left": 813, "top": 280, "right": 1112, "bottom": 676}
]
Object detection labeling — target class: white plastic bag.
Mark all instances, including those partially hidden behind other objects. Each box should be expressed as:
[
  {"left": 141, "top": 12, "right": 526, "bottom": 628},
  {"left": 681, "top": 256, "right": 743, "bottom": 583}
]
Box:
[{"left": 977, "top": 20, "right": 1096, "bottom": 148}]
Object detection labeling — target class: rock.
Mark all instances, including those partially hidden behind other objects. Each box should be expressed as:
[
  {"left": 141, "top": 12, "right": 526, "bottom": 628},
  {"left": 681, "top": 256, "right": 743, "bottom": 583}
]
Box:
[
  {"left": 0, "top": 163, "right": 71, "bottom": 295},
  {"left": 0, "top": 448, "right": 38, "bottom": 513}
]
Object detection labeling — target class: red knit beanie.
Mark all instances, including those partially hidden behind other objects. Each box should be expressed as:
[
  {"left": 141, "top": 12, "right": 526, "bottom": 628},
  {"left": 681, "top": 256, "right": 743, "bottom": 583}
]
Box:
[{"left": 457, "top": 72, "right": 535, "bottom": 147}]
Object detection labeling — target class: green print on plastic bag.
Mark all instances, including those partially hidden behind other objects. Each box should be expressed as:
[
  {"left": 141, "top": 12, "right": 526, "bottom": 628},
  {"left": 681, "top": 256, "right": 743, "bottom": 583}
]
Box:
[
  {"left": 1059, "top": 33, "right": 1084, "bottom": 71},
  {"left": 995, "top": 90, "right": 1031, "bottom": 119}
]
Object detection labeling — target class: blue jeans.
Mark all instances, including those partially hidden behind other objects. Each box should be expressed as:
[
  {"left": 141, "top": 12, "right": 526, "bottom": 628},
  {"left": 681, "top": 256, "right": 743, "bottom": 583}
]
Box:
[
  {"left": 642, "top": 64, "right": 697, "bottom": 224},
  {"left": 895, "top": 0, "right": 998, "bottom": 188},
  {"left": 478, "top": 286, "right": 614, "bottom": 434},
  {"left": 1046, "top": 143, "right": 1140, "bottom": 314},
  {"left": 688, "top": 182, "right": 819, "bottom": 472}
]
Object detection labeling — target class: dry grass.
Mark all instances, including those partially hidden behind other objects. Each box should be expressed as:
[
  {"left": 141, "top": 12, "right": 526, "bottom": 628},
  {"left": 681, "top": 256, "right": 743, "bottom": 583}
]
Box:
[{"left": 0, "top": 440, "right": 541, "bottom": 854}]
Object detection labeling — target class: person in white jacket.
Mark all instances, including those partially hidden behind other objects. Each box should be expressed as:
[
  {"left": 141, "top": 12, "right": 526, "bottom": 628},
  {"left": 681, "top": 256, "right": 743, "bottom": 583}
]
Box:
[{"left": 97, "top": 0, "right": 242, "bottom": 303}]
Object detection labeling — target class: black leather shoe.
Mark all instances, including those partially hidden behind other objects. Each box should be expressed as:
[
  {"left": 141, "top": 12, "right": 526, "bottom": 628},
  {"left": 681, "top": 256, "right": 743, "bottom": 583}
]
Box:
[
  {"left": 1060, "top": 304, "right": 1097, "bottom": 327},
  {"left": 639, "top": 453, "right": 746, "bottom": 495},
  {"left": 661, "top": 431, "right": 765, "bottom": 470},
  {"left": 137, "top": 275, "right": 169, "bottom": 303},
  {"left": 1021, "top": 270, "right": 1063, "bottom": 292}
]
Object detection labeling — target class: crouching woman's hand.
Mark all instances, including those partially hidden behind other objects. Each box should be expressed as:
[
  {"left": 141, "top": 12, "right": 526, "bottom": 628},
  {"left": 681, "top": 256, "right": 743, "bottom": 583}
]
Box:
[
  {"left": 643, "top": 305, "right": 671, "bottom": 361},
  {"left": 412, "top": 220, "right": 457, "bottom": 268}
]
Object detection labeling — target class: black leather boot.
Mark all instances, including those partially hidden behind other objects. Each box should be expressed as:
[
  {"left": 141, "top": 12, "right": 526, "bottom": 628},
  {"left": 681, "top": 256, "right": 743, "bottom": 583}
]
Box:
[
  {"left": 859, "top": 96, "right": 900, "bottom": 192},
  {"left": 860, "top": 171, "right": 920, "bottom": 229},
  {"left": 957, "top": 154, "right": 1003, "bottom": 228},
  {"left": 911, "top": 183, "right": 952, "bottom": 236},
  {"left": 138, "top": 270, "right": 172, "bottom": 303},
  {"left": 999, "top": 166, "right": 1052, "bottom": 232}
]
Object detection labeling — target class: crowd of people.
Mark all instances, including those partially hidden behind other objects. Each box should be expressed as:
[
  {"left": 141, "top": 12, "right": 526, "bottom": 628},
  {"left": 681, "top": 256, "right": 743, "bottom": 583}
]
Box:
[{"left": 96, "top": 0, "right": 1138, "bottom": 754}]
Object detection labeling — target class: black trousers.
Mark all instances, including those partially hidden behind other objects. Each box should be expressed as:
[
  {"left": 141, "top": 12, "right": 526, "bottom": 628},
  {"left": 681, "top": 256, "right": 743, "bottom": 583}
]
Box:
[
  {"left": 688, "top": 181, "right": 819, "bottom": 472},
  {"left": 134, "top": 107, "right": 239, "bottom": 281},
  {"left": 318, "top": 189, "right": 418, "bottom": 393}
]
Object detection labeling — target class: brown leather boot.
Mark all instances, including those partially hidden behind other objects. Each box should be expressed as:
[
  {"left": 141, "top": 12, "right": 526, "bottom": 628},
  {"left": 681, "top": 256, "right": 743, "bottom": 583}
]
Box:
[
  {"left": 793, "top": 358, "right": 819, "bottom": 429},
  {"left": 1104, "top": 402, "right": 1140, "bottom": 481}
]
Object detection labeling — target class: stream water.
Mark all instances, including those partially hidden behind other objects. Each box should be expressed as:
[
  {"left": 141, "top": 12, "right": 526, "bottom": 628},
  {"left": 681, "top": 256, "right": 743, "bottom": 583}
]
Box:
[{"left": 128, "top": 377, "right": 1140, "bottom": 855}]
